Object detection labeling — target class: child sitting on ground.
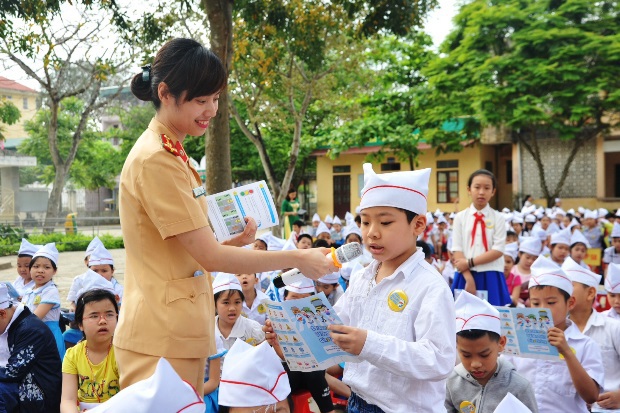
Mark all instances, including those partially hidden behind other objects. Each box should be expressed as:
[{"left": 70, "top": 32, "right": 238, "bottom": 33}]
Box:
[
  {"left": 67, "top": 237, "right": 104, "bottom": 311},
  {"left": 445, "top": 291, "right": 537, "bottom": 412}
]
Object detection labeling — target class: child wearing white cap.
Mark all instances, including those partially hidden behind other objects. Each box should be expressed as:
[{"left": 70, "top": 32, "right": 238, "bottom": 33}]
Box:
[
  {"left": 309, "top": 213, "right": 321, "bottom": 238},
  {"left": 603, "top": 222, "right": 620, "bottom": 275},
  {"left": 89, "top": 245, "right": 123, "bottom": 304},
  {"left": 324, "top": 214, "right": 333, "bottom": 229},
  {"left": 446, "top": 291, "right": 537, "bottom": 413},
  {"left": 451, "top": 170, "right": 511, "bottom": 306},
  {"left": 234, "top": 272, "right": 269, "bottom": 325},
  {"left": 219, "top": 340, "right": 291, "bottom": 413},
  {"left": 503, "top": 242, "right": 521, "bottom": 306},
  {"left": 549, "top": 229, "right": 571, "bottom": 266},
  {"left": 13, "top": 239, "right": 41, "bottom": 298},
  {"left": 315, "top": 222, "right": 334, "bottom": 246},
  {"left": 565, "top": 258, "right": 620, "bottom": 411},
  {"left": 60, "top": 288, "right": 120, "bottom": 411},
  {"left": 328, "top": 163, "right": 456, "bottom": 412},
  {"left": 504, "top": 256, "right": 605, "bottom": 413},
  {"left": 213, "top": 273, "right": 265, "bottom": 351},
  {"left": 582, "top": 210, "right": 604, "bottom": 250},
  {"left": 67, "top": 236, "right": 106, "bottom": 311},
  {"left": 512, "top": 237, "right": 541, "bottom": 288},
  {"left": 603, "top": 263, "right": 620, "bottom": 320},
  {"left": 569, "top": 230, "right": 591, "bottom": 269},
  {"left": 331, "top": 216, "right": 344, "bottom": 245},
  {"left": 22, "top": 243, "right": 65, "bottom": 359},
  {"left": 315, "top": 272, "right": 344, "bottom": 306}
]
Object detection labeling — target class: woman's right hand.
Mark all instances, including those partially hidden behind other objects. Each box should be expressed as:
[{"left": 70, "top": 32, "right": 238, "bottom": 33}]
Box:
[{"left": 296, "top": 247, "right": 339, "bottom": 279}]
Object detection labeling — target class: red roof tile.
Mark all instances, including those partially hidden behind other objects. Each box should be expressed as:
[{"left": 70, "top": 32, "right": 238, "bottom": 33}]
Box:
[{"left": 0, "top": 76, "right": 37, "bottom": 93}]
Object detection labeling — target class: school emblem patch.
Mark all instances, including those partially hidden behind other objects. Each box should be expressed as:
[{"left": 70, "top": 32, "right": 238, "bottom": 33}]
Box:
[{"left": 387, "top": 290, "right": 408, "bottom": 312}]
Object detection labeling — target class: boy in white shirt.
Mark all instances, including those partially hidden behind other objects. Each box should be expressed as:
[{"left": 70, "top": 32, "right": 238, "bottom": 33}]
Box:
[
  {"left": 604, "top": 263, "right": 620, "bottom": 320},
  {"left": 504, "top": 256, "right": 604, "bottom": 413},
  {"left": 235, "top": 272, "right": 269, "bottom": 325},
  {"left": 328, "top": 163, "right": 456, "bottom": 413},
  {"left": 564, "top": 258, "right": 620, "bottom": 410}
]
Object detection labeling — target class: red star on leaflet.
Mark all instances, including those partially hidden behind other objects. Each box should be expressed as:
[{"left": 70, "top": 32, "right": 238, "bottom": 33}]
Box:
[{"left": 161, "top": 134, "right": 188, "bottom": 163}]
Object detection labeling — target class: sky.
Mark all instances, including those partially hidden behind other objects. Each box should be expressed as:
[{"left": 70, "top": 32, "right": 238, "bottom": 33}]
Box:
[{"left": 1, "top": 0, "right": 460, "bottom": 91}]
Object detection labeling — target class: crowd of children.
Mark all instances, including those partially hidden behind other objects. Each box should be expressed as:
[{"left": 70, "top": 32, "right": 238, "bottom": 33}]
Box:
[{"left": 3, "top": 164, "right": 620, "bottom": 412}]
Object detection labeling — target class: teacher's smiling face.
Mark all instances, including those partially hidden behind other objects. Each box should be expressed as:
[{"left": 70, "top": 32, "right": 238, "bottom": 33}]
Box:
[{"left": 157, "top": 84, "right": 220, "bottom": 140}]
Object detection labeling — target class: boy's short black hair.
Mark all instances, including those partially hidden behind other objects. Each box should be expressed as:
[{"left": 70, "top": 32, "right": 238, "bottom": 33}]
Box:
[
  {"left": 507, "top": 230, "right": 517, "bottom": 238},
  {"left": 313, "top": 239, "right": 330, "bottom": 248},
  {"left": 214, "top": 289, "right": 245, "bottom": 309},
  {"left": 283, "top": 289, "right": 315, "bottom": 299},
  {"left": 354, "top": 215, "right": 361, "bottom": 225},
  {"left": 416, "top": 240, "right": 432, "bottom": 259},
  {"left": 397, "top": 208, "right": 418, "bottom": 224},
  {"left": 293, "top": 219, "right": 305, "bottom": 227},
  {"left": 529, "top": 285, "right": 571, "bottom": 301},
  {"left": 456, "top": 329, "right": 500, "bottom": 342},
  {"left": 17, "top": 254, "right": 33, "bottom": 258},
  {"left": 297, "top": 233, "right": 313, "bottom": 244}
]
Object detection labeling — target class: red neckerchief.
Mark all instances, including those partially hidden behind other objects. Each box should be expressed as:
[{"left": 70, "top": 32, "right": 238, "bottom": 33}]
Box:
[
  {"left": 161, "top": 134, "right": 189, "bottom": 163},
  {"left": 471, "top": 211, "right": 489, "bottom": 251}
]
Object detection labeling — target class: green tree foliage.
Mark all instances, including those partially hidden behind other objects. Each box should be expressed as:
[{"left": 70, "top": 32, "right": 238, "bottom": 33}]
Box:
[
  {"left": 425, "top": 0, "right": 620, "bottom": 203},
  {"left": 0, "top": 100, "right": 20, "bottom": 141},
  {"left": 19, "top": 97, "right": 121, "bottom": 191}
]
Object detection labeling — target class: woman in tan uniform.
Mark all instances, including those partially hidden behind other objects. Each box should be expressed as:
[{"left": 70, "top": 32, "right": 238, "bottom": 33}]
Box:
[{"left": 115, "top": 38, "right": 337, "bottom": 391}]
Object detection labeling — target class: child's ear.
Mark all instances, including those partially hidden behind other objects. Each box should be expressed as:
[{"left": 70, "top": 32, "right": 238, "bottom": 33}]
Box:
[
  {"left": 567, "top": 295, "right": 577, "bottom": 311},
  {"left": 498, "top": 335, "right": 507, "bottom": 352},
  {"left": 411, "top": 214, "right": 426, "bottom": 236}
]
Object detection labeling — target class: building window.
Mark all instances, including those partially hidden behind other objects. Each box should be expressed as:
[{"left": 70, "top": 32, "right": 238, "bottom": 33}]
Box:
[
  {"left": 23, "top": 98, "right": 28, "bottom": 109},
  {"left": 485, "top": 161, "right": 493, "bottom": 173},
  {"left": 437, "top": 171, "right": 459, "bottom": 203},
  {"left": 333, "top": 165, "right": 351, "bottom": 173},
  {"left": 506, "top": 160, "right": 513, "bottom": 184},
  {"left": 381, "top": 163, "right": 401, "bottom": 171},
  {"left": 437, "top": 160, "right": 458, "bottom": 169}
]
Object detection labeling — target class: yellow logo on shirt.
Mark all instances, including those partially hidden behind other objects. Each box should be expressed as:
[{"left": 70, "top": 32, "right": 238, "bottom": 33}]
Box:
[
  {"left": 485, "top": 219, "right": 494, "bottom": 229},
  {"left": 387, "top": 290, "right": 408, "bottom": 312},
  {"left": 257, "top": 304, "right": 266, "bottom": 314},
  {"left": 245, "top": 338, "right": 257, "bottom": 346},
  {"left": 34, "top": 295, "right": 41, "bottom": 305}
]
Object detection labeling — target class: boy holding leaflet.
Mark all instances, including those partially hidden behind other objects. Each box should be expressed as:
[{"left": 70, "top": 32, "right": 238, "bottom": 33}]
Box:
[
  {"left": 328, "top": 164, "right": 456, "bottom": 412},
  {"left": 446, "top": 291, "right": 538, "bottom": 413},
  {"left": 504, "top": 255, "right": 604, "bottom": 413}
]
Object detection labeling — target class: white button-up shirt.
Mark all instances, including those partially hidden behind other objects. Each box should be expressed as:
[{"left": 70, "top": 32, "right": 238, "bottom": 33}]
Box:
[
  {"left": 242, "top": 289, "right": 269, "bottom": 325},
  {"left": 11, "top": 277, "right": 34, "bottom": 298},
  {"left": 580, "top": 310, "right": 620, "bottom": 392},
  {"left": 451, "top": 204, "right": 506, "bottom": 272},
  {"left": 214, "top": 314, "right": 265, "bottom": 351},
  {"left": 334, "top": 249, "right": 456, "bottom": 413},
  {"left": 603, "top": 309, "right": 620, "bottom": 320},
  {"left": 504, "top": 320, "right": 605, "bottom": 413}
]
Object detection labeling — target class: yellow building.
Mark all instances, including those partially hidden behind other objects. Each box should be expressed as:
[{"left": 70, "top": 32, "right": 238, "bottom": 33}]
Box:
[
  {"left": 0, "top": 76, "right": 40, "bottom": 141},
  {"left": 312, "top": 141, "right": 514, "bottom": 218}
]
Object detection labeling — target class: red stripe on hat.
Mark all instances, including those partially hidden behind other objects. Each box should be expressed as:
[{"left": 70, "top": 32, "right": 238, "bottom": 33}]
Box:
[
  {"left": 361, "top": 185, "right": 427, "bottom": 200},
  {"left": 606, "top": 279, "right": 620, "bottom": 291},
  {"left": 176, "top": 380, "right": 204, "bottom": 412},
  {"left": 457, "top": 314, "right": 500, "bottom": 331},
  {"left": 530, "top": 272, "right": 572, "bottom": 285},
  {"left": 566, "top": 268, "right": 598, "bottom": 282},
  {"left": 220, "top": 371, "right": 288, "bottom": 402}
]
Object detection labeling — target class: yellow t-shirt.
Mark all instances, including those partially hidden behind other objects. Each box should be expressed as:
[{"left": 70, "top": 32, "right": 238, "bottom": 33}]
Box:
[{"left": 62, "top": 341, "right": 120, "bottom": 404}]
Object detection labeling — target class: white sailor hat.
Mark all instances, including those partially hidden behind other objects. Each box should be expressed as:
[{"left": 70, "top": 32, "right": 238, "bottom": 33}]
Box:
[
  {"left": 455, "top": 290, "right": 501, "bottom": 336},
  {"left": 493, "top": 392, "right": 532, "bottom": 413},
  {"left": 504, "top": 242, "right": 519, "bottom": 262},
  {"left": 333, "top": 216, "right": 342, "bottom": 225},
  {"left": 525, "top": 214, "right": 537, "bottom": 223},
  {"left": 532, "top": 228, "right": 548, "bottom": 242},
  {"left": 502, "top": 207, "right": 511, "bottom": 214},
  {"left": 85, "top": 236, "right": 104, "bottom": 258},
  {"left": 426, "top": 212, "right": 434, "bottom": 222},
  {"left": 284, "top": 277, "right": 316, "bottom": 295},
  {"left": 258, "top": 232, "right": 286, "bottom": 251},
  {"left": 87, "top": 358, "right": 205, "bottom": 413},
  {"left": 0, "top": 284, "right": 12, "bottom": 310},
  {"left": 219, "top": 341, "right": 291, "bottom": 408},
  {"left": 512, "top": 215, "right": 524, "bottom": 225},
  {"left": 317, "top": 272, "right": 340, "bottom": 284},
  {"left": 312, "top": 213, "right": 321, "bottom": 222},
  {"left": 584, "top": 210, "right": 598, "bottom": 220},
  {"left": 359, "top": 163, "right": 430, "bottom": 215},
  {"left": 598, "top": 208, "right": 609, "bottom": 218},
  {"left": 76, "top": 269, "right": 116, "bottom": 299},
  {"left": 529, "top": 255, "right": 573, "bottom": 295},
  {"left": 437, "top": 215, "right": 448, "bottom": 225},
  {"left": 562, "top": 257, "right": 601, "bottom": 287},
  {"left": 521, "top": 205, "right": 536, "bottom": 215},
  {"left": 567, "top": 208, "right": 576, "bottom": 215},
  {"left": 449, "top": 212, "right": 456, "bottom": 219},
  {"left": 570, "top": 230, "right": 590, "bottom": 248},
  {"left": 519, "top": 237, "right": 542, "bottom": 256},
  {"left": 555, "top": 208, "right": 566, "bottom": 216},
  {"left": 18, "top": 238, "right": 43, "bottom": 256},
  {"left": 316, "top": 221, "right": 330, "bottom": 237},
  {"left": 88, "top": 245, "right": 114, "bottom": 267},
  {"left": 567, "top": 218, "right": 581, "bottom": 231},
  {"left": 344, "top": 225, "right": 362, "bottom": 241},
  {"left": 33, "top": 243, "right": 59, "bottom": 266},
  {"left": 578, "top": 207, "right": 586, "bottom": 214},
  {"left": 612, "top": 222, "right": 620, "bottom": 238},
  {"left": 355, "top": 206, "right": 361, "bottom": 214},
  {"left": 550, "top": 229, "right": 571, "bottom": 246},
  {"left": 434, "top": 208, "right": 443, "bottom": 217},
  {"left": 281, "top": 236, "right": 297, "bottom": 251},
  {"left": 213, "top": 273, "right": 242, "bottom": 295},
  {"left": 340, "top": 261, "right": 363, "bottom": 281},
  {"left": 324, "top": 215, "right": 333, "bottom": 224},
  {"left": 606, "top": 263, "right": 620, "bottom": 294}
]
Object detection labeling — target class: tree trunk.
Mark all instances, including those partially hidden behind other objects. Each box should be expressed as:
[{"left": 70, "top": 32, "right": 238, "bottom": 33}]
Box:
[
  {"left": 44, "top": 166, "right": 68, "bottom": 232},
  {"left": 204, "top": 0, "right": 234, "bottom": 195}
]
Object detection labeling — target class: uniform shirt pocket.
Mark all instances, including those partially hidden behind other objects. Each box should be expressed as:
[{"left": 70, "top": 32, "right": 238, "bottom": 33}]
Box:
[{"left": 165, "top": 275, "right": 211, "bottom": 339}]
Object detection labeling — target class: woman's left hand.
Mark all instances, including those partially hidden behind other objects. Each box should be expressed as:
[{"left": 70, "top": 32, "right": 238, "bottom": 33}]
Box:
[{"left": 223, "top": 217, "right": 258, "bottom": 247}]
